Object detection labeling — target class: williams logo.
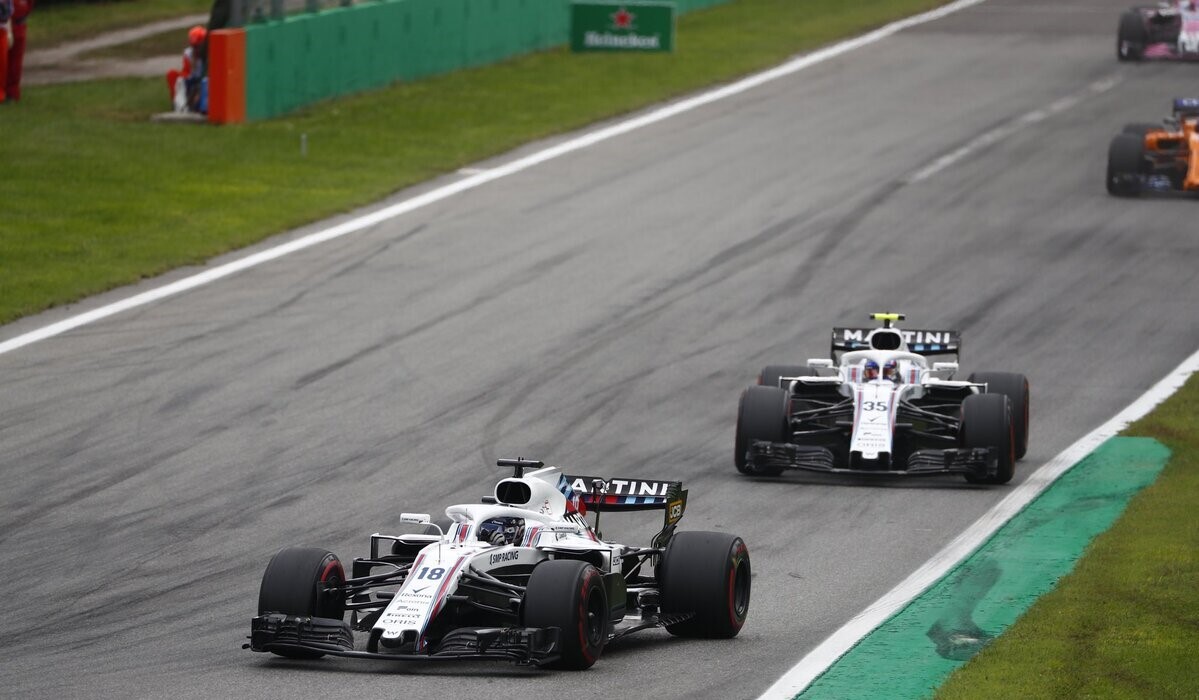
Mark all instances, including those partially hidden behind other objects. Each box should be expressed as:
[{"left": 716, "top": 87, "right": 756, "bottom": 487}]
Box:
[{"left": 571, "top": 2, "right": 675, "bottom": 53}]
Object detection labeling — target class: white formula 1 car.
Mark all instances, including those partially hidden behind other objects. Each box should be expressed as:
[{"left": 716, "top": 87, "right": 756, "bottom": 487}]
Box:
[
  {"left": 247, "top": 459, "right": 750, "bottom": 669},
  {"left": 735, "top": 314, "right": 1030, "bottom": 484}
]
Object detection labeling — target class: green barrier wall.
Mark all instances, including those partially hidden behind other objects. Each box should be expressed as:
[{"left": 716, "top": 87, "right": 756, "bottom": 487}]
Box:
[{"left": 245, "top": 0, "right": 730, "bottom": 120}]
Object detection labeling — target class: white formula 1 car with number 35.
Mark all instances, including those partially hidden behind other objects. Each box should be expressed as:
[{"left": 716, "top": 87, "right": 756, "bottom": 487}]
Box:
[
  {"left": 735, "top": 314, "right": 1030, "bottom": 484},
  {"left": 247, "top": 459, "right": 750, "bottom": 669}
]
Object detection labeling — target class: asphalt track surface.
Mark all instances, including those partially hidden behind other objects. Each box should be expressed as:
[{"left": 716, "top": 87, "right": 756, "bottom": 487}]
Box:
[{"left": 2, "top": 1, "right": 1197, "bottom": 698}]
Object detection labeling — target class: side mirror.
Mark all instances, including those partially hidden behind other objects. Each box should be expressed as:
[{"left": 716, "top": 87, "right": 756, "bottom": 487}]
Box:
[
  {"left": 807, "top": 358, "right": 834, "bottom": 369},
  {"left": 932, "top": 362, "right": 959, "bottom": 373},
  {"left": 400, "top": 513, "right": 431, "bottom": 525}
]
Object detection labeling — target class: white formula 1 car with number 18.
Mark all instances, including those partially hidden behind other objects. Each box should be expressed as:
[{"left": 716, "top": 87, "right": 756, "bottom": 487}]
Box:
[
  {"left": 246, "top": 459, "right": 750, "bottom": 669},
  {"left": 735, "top": 314, "right": 1030, "bottom": 484}
]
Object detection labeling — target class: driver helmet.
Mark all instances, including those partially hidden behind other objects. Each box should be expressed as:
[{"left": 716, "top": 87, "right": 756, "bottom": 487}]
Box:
[
  {"left": 862, "top": 360, "right": 880, "bottom": 381},
  {"left": 883, "top": 360, "right": 900, "bottom": 382},
  {"left": 478, "top": 516, "right": 524, "bottom": 546}
]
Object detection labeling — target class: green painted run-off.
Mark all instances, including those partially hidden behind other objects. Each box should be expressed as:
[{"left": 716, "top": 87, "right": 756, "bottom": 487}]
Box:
[
  {"left": 798, "top": 436, "right": 1172, "bottom": 700},
  {"left": 570, "top": 2, "right": 676, "bottom": 53}
]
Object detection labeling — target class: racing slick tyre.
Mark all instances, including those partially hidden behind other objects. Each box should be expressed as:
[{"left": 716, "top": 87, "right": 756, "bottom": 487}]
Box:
[
  {"left": 257, "top": 547, "right": 347, "bottom": 659},
  {"left": 960, "top": 393, "right": 1015, "bottom": 485},
  {"left": 1122, "top": 123, "right": 1161, "bottom": 136},
  {"left": 968, "top": 372, "right": 1029, "bottom": 460},
  {"left": 1117, "top": 11, "right": 1147, "bottom": 61},
  {"left": 1106, "top": 133, "right": 1146, "bottom": 197},
  {"left": 524, "top": 559, "right": 607, "bottom": 670},
  {"left": 734, "top": 385, "right": 789, "bottom": 476},
  {"left": 758, "top": 365, "right": 813, "bottom": 389},
  {"left": 659, "top": 531, "right": 751, "bottom": 639}
]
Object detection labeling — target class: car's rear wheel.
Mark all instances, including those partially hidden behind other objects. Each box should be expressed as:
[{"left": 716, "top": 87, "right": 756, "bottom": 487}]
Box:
[
  {"left": 1117, "top": 11, "right": 1147, "bottom": 61},
  {"left": 1106, "top": 133, "right": 1146, "bottom": 196},
  {"left": 524, "top": 560, "right": 607, "bottom": 670},
  {"left": 735, "top": 385, "right": 789, "bottom": 476},
  {"left": 968, "top": 372, "right": 1029, "bottom": 460},
  {"left": 960, "top": 393, "right": 1015, "bottom": 485},
  {"left": 659, "top": 531, "right": 751, "bottom": 638},
  {"left": 258, "top": 547, "right": 347, "bottom": 659}
]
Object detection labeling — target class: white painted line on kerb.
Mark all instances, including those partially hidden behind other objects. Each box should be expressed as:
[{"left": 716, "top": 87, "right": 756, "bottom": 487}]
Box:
[
  {"left": 758, "top": 346, "right": 1199, "bottom": 700},
  {"left": 905, "top": 75, "right": 1121, "bottom": 184},
  {"left": 0, "top": 0, "right": 991, "bottom": 359}
]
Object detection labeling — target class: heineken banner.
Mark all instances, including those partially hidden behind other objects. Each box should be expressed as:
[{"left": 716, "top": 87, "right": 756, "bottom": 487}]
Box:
[{"left": 570, "top": 2, "right": 676, "bottom": 53}]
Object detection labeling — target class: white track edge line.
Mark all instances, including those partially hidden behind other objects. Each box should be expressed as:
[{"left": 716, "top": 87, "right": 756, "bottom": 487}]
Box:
[
  {"left": 758, "top": 346, "right": 1199, "bottom": 700},
  {"left": 0, "top": 0, "right": 991, "bottom": 358}
]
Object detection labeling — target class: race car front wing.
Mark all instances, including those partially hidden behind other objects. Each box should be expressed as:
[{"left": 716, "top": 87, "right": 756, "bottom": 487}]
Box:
[
  {"left": 745, "top": 440, "right": 997, "bottom": 478},
  {"left": 246, "top": 614, "right": 561, "bottom": 665}
]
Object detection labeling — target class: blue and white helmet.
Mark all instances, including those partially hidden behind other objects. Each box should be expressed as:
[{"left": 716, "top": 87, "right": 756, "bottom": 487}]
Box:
[
  {"left": 478, "top": 516, "right": 524, "bottom": 545},
  {"left": 863, "top": 360, "right": 880, "bottom": 380}
]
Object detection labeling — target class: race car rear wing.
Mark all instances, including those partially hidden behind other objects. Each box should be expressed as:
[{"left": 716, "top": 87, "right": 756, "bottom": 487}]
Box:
[
  {"left": 831, "top": 327, "right": 962, "bottom": 361},
  {"left": 564, "top": 475, "right": 687, "bottom": 546},
  {"left": 564, "top": 476, "right": 685, "bottom": 514}
]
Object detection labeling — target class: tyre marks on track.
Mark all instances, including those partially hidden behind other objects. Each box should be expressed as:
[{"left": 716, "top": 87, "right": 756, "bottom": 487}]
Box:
[{"left": 904, "top": 75, "right": 1121, "bottom": 184}]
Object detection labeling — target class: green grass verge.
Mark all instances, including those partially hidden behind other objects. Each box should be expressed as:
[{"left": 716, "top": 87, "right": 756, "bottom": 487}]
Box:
[
  {"left": 30, "top": 0, "right": 211, "bottom": 51},
  {"left": 0, "top": 0, "right": 947, "bottom": 326},
  {"left": 936, "top": 373, "right": 1199, "bottom": 699}
]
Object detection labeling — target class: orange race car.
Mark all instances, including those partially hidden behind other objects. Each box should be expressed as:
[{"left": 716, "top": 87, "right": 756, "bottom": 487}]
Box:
[{"left": 1107, "top": 98, "right": 1199, "bottom": 196}]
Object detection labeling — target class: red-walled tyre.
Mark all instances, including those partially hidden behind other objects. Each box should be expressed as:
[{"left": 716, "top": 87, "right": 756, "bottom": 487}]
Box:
[
  {"left": 524, "top": 559, "right": 607, "bottom": 670},
  {"left": 659, "top": 531, "right": 751, "bottom": 638},
  {"left": 257, "top": 547, "right": 347, "bottom": 659}
]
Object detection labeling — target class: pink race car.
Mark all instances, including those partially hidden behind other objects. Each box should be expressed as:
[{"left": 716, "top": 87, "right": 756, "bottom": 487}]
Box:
[{"left": 1118, "top": 2, "right": 1199, "bottom": 60}]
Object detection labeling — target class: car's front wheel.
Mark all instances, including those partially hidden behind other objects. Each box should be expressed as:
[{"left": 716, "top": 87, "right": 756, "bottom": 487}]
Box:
[
  {"left": 735, "top": 385, "right": 790, "bottom": 476},
  {"left": 960, "top": 393, "right": 1015, "bottom": 485},
  {"left": 257, "top": 547, "right": 347, "bottom": 659},
  {"left": 1117, "top": 11, "right": 1147, "bottom": 61},
  {"left": 968, "top": 372, "right": 1029, "bottom": 460},
  {"left": 1107, "top": 133, "right": 1146, "bottom": 196},
  {"left": 524, "top": 559, "right": 607, "bottom": 670}
]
